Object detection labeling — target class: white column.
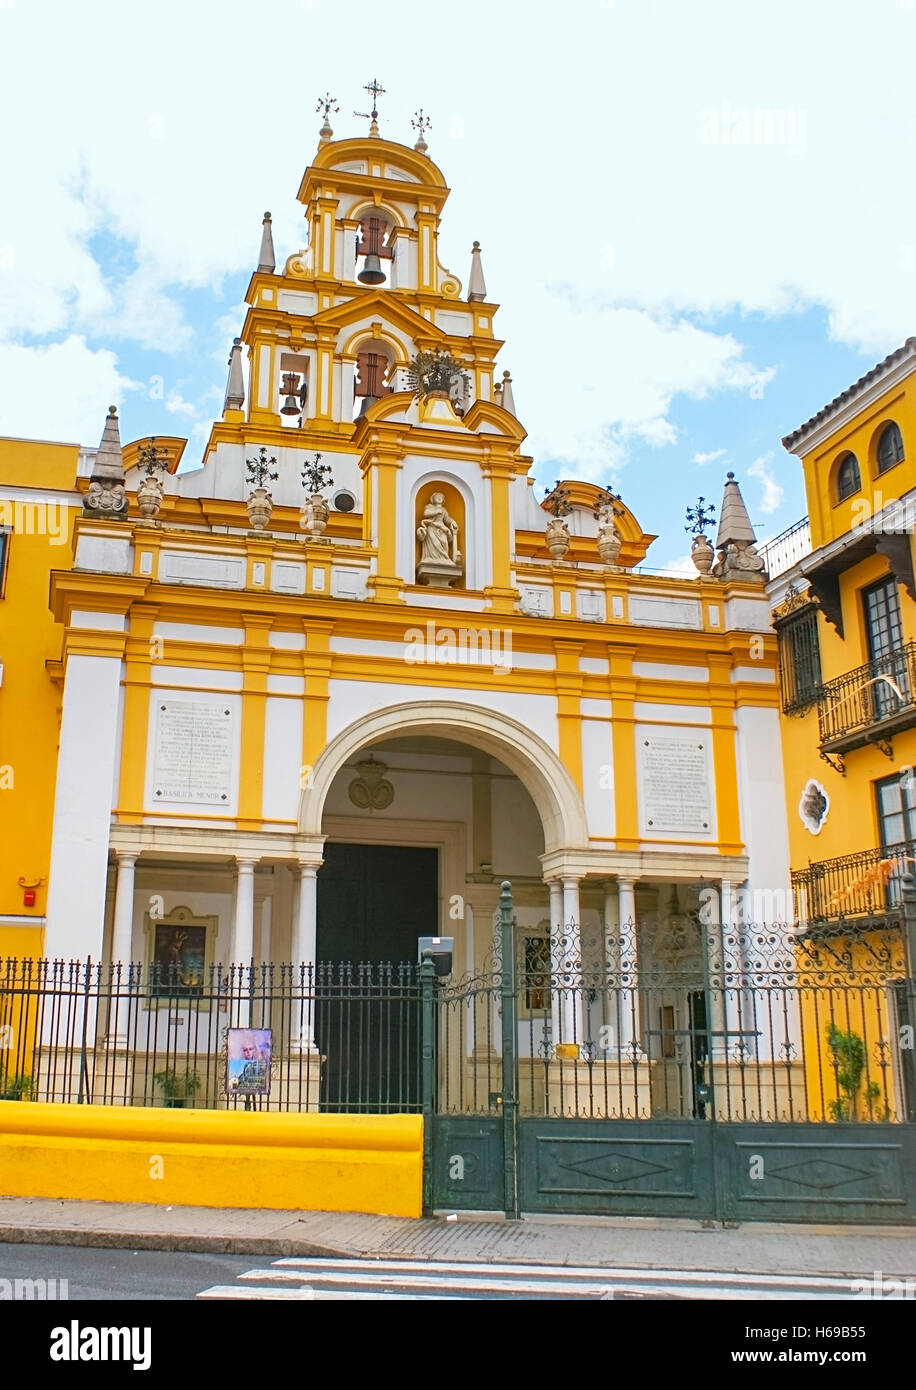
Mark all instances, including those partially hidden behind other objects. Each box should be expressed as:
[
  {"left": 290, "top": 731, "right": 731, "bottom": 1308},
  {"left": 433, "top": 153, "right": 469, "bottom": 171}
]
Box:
[
  {"left": 616, "top": 877, "right": 641, "bottom": 1056},
  {"left": 232, "top": 858, "right": 257, "bottom": 964},
  {"left": 291, "top": 864, "right": 318, "bottom": 966},
  {"left": 110, "top": 853, "right": 137, "bottom": 966},
  {"left": 548, "top": 880, "right": 563, "bottom": 1050},
  {"left": 106, "top": 852, "right": 137, "bottom": 1047},
  {"left": 705, "top": 880, "right": 730, "bottom": 1061},
  {"left": 560, "top": 876, "right": 583, "bottom": 1047},
  {"left": 291, "top": 863, "right": 318, "bottom": 1052},
  {"left": 44, "top": 652, "right": 123, "bottom": 961}
]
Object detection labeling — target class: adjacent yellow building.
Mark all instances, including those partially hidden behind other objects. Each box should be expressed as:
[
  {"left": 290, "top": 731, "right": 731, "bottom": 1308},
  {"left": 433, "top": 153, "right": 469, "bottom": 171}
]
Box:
[{"left": 767, "top": 338, "right": 916, "bottom": 1121}]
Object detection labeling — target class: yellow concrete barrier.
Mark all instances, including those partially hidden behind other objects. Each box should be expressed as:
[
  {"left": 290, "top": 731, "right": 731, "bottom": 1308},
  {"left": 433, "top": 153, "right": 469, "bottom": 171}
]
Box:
[{"left": 0, "top": 1103, "right": 423, "bottom": 1217}]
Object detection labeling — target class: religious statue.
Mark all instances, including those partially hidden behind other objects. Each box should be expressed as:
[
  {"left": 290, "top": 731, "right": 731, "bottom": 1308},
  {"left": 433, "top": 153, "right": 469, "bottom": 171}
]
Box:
[{"left": 416, "top": 492, "right": 463, "bottom": 587}]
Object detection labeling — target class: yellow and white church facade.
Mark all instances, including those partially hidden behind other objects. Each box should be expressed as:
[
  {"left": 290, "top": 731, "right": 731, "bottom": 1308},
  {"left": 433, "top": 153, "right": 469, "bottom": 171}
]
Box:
[{"left": 0, "top": 118, "right": 790, "bottom": 1074}]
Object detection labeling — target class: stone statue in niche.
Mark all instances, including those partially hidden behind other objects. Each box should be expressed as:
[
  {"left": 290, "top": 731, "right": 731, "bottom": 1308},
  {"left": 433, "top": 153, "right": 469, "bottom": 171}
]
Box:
[{"left": 416, "top": 491, "right": 463, "bottom": 588}]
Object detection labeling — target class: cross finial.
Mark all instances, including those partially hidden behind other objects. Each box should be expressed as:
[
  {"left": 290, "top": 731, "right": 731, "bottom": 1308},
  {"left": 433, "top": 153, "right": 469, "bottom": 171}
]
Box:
[
  {"left": 355, "top": 78, "right": 386, "bottom": 135},
  {"left": 411, "top": 108, "right": 431, "bottom": 153},
  {"left": 316, "top": 91, "right": 338, "bottom": 141}
]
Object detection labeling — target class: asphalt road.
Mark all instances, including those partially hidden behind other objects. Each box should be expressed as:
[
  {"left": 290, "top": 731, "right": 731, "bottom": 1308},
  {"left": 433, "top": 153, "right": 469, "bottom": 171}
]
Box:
[{"left": 0, "top": 1242, "right": 255, "bottom": 1300}]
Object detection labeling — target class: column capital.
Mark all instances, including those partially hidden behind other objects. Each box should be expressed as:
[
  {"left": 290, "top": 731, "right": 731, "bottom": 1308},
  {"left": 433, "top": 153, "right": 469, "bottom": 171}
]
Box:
[
  {"left": 113, "top": 850, "right": 138, "bottom": 867},
  {"left": 617, "top": 876, "right": 637, "bottom": 890},
  {"left": 235, "top": 855, "right": 259, "bottom": 871}
]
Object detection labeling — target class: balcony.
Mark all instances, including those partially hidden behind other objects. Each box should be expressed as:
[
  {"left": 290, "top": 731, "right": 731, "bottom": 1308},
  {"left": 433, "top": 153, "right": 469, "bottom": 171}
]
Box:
[
  {"left": 792, "top": 841, "right": 916, "bottom": 926},
  {"left": 759, "top": 516, "right": 811, "bottom": 579},
  {"left": 817, "top": 642, "right": 916, "bottom": 758}
]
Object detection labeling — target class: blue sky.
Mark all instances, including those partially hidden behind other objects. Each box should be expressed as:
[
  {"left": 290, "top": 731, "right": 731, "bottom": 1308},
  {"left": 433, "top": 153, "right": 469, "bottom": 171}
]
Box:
[{"left": 1, "top": 0, "right": 913, "bottom": 567}]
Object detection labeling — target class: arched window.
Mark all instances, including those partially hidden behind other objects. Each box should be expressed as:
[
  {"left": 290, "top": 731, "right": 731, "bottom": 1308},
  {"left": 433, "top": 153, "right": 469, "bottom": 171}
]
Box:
[
  {"left": 877, "top": 422, "right": 905, "bottom": 474},
  {"left": 836, "top": 452, "right": 861, "bottom": 502}
]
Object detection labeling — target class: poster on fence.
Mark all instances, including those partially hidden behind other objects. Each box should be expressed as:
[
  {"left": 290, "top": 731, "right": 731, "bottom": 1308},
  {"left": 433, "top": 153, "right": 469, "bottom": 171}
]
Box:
[{"left": 225, "top": 1028, "right": 272, "bottom": 1096}]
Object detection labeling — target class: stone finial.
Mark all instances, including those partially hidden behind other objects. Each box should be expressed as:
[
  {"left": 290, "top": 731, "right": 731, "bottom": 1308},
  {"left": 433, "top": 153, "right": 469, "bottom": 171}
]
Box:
[
  {"left": 713, "top": 471, "right": 766, "bottom": 583},
  {"left": 257, "top": 212, "right": 275, "bottom": 274},
  {"left": 317, "top": 92, "right": 338, "bottom": 144},
  {"left": 498, "top": 370, "right": 516, "bottom": 416},
  {"left": 224, "top": 337, "right": 245, "bottom": 413},
  {"left": 84, "top": 406, "right": 128, "bottom": 519},
  {"left": 468, "top": 241, "right": 487, "bottom": 302}
]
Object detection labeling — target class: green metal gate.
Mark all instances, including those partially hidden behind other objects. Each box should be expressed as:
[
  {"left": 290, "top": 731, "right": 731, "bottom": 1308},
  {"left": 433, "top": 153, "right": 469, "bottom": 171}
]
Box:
[{"left": 426, "top": 880, "right": 916, "bottom": 1224}]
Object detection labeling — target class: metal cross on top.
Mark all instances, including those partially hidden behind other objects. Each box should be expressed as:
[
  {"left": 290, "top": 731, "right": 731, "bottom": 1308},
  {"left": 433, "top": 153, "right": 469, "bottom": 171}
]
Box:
[{"left": 355, "top": 78, "right": 386, "bottom": 134}]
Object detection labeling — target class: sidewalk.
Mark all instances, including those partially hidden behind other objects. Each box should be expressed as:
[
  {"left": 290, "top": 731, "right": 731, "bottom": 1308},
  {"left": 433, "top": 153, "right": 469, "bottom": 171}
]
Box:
[{"left": 1, "top": 1196, "right": 914, "bottom": 1278}]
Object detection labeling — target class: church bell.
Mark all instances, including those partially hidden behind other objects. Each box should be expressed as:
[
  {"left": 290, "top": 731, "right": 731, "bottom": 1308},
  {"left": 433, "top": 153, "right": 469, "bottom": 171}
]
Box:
[
  {"left": 280, "top": 372, "right": 303, "bottom": 415},
  {"left": 357, "top": 253, "right": 385, "bottom": 286}
]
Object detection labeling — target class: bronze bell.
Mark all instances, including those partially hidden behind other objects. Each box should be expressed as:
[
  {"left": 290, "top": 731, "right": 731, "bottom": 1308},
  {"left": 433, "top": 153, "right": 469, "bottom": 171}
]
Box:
[
  {"left": 356, "top": 394, "right": 379, "bottom": 418},
  {"left": 357, "top": 253, "right": 385, "bottom": 285},
  {"left": 280, "top": 372, "right": 302, "bottom": 415}
]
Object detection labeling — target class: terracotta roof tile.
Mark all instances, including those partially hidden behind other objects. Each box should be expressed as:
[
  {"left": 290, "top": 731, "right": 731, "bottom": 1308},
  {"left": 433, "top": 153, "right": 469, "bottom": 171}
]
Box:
[{"left": 781, "top": 336, "right": 916, "bottom": 451}]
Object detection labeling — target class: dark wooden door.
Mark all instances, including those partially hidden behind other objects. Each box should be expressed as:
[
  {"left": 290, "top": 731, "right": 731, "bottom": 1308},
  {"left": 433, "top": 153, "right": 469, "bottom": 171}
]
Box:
[{"left": 315, "top": 843, "right": 438, "bottom": 1112}]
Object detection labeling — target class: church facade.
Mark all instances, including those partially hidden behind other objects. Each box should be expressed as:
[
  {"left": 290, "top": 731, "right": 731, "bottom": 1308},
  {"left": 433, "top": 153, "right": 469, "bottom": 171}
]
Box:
[{"left": 0, "top": 118, "right": 790, "bottom": 1098}]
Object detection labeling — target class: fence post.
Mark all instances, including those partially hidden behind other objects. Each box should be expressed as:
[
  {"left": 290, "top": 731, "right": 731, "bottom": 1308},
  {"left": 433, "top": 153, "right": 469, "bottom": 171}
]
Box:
[
  {"left": 900, "top": 875, "right": 916, "bottom": 1122},
  {"left": 499, "top": 880, "right": 520, "bottom": 1220},
  {"left": 420, "top": 952, "right": 437, "bottom": 1216}
]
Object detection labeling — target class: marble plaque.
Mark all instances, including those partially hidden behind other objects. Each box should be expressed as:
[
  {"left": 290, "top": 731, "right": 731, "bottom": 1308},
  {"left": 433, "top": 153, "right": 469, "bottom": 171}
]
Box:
[
  {"left": 640, "top": 733, "right": 712, "bottom": 834},
  {"left": 153, "top": 700, "right": 233, "bottom": 804}
]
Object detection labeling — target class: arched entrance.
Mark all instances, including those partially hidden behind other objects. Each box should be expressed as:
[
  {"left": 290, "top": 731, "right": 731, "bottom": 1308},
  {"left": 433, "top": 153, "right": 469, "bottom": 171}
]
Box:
[{"left": 295, "top": 702, "right": 589, "bottom": 1111}]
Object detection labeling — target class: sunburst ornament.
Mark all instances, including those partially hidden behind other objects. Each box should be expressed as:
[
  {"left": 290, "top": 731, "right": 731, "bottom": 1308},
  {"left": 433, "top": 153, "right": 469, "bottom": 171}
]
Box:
[{"left": 405, "top": 350, "right": 469, "bottom": 401}]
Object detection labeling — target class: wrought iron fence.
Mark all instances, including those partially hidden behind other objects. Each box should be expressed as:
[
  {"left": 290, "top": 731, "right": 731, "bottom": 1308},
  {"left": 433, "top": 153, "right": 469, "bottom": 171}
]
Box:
[
  {"left": 0, "top": 959, "right": 423, "bottom": 1113},
  {"left": 435, "top": 913, "right": 915, "bottom": 1124},
  {"left": 1, "top": 909, "right": 914, "bottom": 1125},
  {"left": 817, "top": 641, "right": 916, "bottom": 750}
]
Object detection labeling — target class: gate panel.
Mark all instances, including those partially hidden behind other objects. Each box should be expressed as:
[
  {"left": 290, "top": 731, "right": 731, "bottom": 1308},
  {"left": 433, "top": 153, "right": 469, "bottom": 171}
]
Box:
[
  {"left": 715, "top": 1122, "right": 916, "bottom": 1224},
  {"left": 430, "top": 1115, "right": 504, "bottom": 1211},
  {"left": 518, "top": 1118, "right": 716, "bottom": 1219}
]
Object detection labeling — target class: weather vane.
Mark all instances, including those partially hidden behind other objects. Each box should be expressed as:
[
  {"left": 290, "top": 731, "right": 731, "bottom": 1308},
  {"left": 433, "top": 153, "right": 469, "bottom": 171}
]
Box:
[
  {"left": 411, "top": 108, "right": 431, "bottom": 151},
  {"left": 316, "top": 92, "right": 338, "bottom": 123},
  {"left": 355, "top": 78, "right": 386, "bottom": 135}
]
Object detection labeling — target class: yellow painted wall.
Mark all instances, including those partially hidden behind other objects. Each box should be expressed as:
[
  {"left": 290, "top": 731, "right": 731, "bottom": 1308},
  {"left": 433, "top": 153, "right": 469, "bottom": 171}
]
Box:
[
  {"left": 0, "top": 440, "right": 78, "bottom": 956},
  {"left": 803, "top": 379, "right": 916, "bottom": 550},
  {"left": 0, "top": 1103, "right": 423, "bottom": 1217}
]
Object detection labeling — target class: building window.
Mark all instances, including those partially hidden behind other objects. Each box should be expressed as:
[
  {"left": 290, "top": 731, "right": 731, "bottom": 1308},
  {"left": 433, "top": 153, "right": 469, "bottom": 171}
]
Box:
[
  {"left": 777, "top": 605, "right": 822, "bottom": 712},
  {"left": 877, "top": 422, "right": 905, "bottom": 475},
  {"left": 0, "top": 530, "right": 8, "bottom": 598},
  {"left": 875, "top": 772, "right": 916, "bottom": 851},
  {"left": 835, "top": 451, "right": 861, "bottom": 502}
]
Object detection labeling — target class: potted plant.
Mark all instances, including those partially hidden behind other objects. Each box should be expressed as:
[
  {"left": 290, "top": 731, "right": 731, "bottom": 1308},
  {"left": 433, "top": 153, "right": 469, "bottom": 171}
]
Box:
[
  {"left": 543, "top": 481, "right": 572, "bottom": 560},
  {"left": 153, "top": 1066, "right": 202, "bottom": 1109},
  {"left": 0, "top": 1069, "right": 32, "bottom": 1100},
  {"left": 245, "top": 447, "right": 279, "bottom": 531},
  {"left": 825, "top": 1023, "right": 883, "bottom": 1121},
  {"left": 685, "top": 496, "right": 716, "bottom": 575},
  {"left": 136, "top": 438, "right": 169, "bottom": 520},
  {"left": 300, "top": 452, "right": 334, "bottom": 537}
]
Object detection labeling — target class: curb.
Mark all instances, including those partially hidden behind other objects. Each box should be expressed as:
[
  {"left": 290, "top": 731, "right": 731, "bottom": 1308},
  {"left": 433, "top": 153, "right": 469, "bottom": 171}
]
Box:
[{"left": 0, "top": 1225, "right": 353, "bottom": 1259}]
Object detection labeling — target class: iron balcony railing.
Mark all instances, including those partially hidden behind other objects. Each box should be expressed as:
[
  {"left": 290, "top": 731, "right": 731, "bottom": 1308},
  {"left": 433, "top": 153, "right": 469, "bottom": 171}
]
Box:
[
  {"left": 792, "top": 840, "right": 916, "bottom": 924},
  {"left": 759, "top": 516, "right": 811, "bottom": 579},
  {"left": 817, "top": 642, "right": 916, "bottom": 752}
]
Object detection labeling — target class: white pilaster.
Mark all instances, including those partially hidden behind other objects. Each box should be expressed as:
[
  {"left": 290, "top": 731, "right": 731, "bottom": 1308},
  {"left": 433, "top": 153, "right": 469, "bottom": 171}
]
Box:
[
  {"left": 548, "top": 879, "right": 563, "bottom": 1049},
  {"left": 44, "top": 653, "right": 123, "bottom": 961},
  {"left": 560, "top": 876, "right": 583, "bottom": 1046}
]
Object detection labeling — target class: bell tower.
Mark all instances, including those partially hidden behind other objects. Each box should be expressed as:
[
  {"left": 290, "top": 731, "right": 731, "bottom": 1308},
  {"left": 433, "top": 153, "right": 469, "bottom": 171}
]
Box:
[{"left": 199, "top": 85, "right": 529, "bottom": 612}]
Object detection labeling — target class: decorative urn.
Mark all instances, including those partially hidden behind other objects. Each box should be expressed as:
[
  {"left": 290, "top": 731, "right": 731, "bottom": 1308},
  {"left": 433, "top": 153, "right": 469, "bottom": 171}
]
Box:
[
  {"left": 136, "top": 474, "right": 164, "bottom": 520},
  {"left": 545, "top": 516, "right": 571, "bottom": 560},
  {"left": 246, "top": 487, "right": 273, "bottom": 531},
  {"left": 305, "top": 493, "right": 329, "bottom": 536},
  {"left": 690, "top": 533, "right": 715, "bottom": 575}
]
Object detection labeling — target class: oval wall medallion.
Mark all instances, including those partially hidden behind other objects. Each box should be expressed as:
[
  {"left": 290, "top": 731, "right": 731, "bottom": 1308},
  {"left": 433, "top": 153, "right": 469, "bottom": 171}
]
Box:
[{"left": 798, "top": 778, "right": 829, "bottom": 835}]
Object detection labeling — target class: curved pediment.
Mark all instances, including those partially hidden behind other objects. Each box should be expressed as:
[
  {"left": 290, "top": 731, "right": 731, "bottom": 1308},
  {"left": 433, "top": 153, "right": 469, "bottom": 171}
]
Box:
[{"left": 307, "top": 137, "right": 448, "bottom": 192}]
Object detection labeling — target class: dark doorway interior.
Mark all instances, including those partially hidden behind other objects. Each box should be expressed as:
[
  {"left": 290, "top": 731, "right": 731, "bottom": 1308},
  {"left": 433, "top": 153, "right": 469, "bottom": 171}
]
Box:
[{"left": 315, "top": 842, "right": 439, "bottom": 1112}]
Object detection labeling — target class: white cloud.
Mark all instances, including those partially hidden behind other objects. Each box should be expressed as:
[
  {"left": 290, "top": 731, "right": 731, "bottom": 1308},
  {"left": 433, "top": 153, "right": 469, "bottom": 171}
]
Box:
[
  {"left": 693, "top": 448, "right": 727, "bottom": 465},
  {"left": 1, "top": 0, "right": 913, "bottom": 465},
  {"left": 748, "top": 453, "right": 784, "bottom": 515},
  {"left": 165, "top": 389, "right": 196, "bottom": 417},
  {"left": 0, "top": 336, "right": 141, "bottom": 443}
]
